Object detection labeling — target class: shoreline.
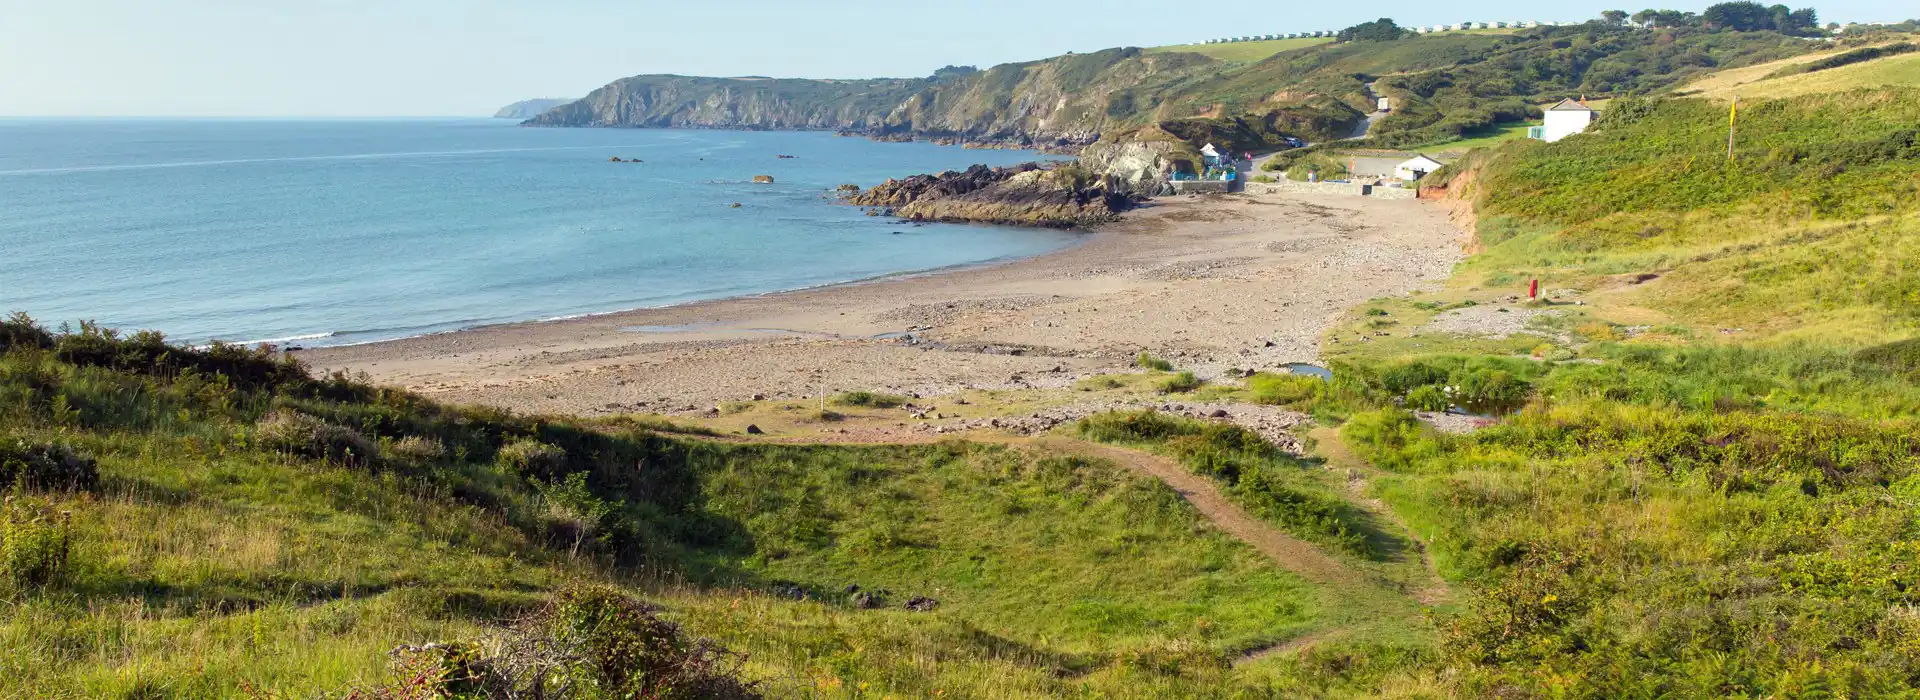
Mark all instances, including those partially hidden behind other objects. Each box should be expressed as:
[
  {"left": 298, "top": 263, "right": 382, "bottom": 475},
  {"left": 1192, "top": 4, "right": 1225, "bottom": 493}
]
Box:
[
  {"left": 304, "top": 192, "right": 1466, "bottom": 416},
  {"left": 276, "top": 231, "right": 1094, "bottom": 352}
]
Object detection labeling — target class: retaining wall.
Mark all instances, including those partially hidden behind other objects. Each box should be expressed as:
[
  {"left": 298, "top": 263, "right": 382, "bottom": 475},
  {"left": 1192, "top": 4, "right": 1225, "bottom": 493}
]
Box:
[
  {"left": 1169, "top": 180, "right": 1233, "bottom": 195},
  {"left": 1244, "top": 180, "right": 1417, "bottom": 200}
]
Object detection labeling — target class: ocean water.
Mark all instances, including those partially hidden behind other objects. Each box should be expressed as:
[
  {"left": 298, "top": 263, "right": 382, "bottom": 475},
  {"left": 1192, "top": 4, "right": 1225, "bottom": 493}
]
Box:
[{"left": 0, "top": 118, "right": 1072, "bottom": 347}]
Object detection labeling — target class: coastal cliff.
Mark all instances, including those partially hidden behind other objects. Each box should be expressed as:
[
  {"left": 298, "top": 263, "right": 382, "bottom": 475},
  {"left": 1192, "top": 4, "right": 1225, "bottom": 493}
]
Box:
[
  {"left": 846, "top": 164, "right": 1133, "bottom": 228},
  {"left": 525, "top": 48, "right": 1324, "bottom": 150},
  {"left": 493, "top": 98, "right": 574, "bottom": 119}
]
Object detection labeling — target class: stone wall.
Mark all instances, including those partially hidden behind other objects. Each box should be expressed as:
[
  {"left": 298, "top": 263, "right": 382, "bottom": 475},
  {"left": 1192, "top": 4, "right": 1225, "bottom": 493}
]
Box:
[
  {"left": 1244, "top": 180, "right": 1416, "bottom": 200},
  {"left": 1169, "top": 180, "right": 1232, "bottom": 195}
]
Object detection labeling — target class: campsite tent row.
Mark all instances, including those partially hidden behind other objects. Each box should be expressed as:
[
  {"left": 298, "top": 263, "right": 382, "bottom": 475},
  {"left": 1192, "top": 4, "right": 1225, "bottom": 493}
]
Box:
[{"left": 1205, "top": 20, "right": 1583, "bottom": 43}]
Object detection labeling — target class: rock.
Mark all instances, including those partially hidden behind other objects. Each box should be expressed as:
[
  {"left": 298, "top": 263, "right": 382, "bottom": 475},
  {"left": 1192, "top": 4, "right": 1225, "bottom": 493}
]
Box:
[
  {"left": 777, "top": 154, "right": 798, "bottom": 159},
  {"left": 853, "top": 592, "right": 881, "bottom": 609},
  {"left": 844, "top": 584, "right": 861, "bottom": 594},
  {"left": 844, "top": 163, "right": 1134, "bottom": 228},
  {"left": 1210, "top": 409, "right": 1230, "bottom": 419},
  {"left": 609, "top": 156, "right": 624, "bottom": 162},
  {"left": 904, "top": 596, "right": 940, "bottom": 612},
  {"left": 745, "top": 424, "right": 764, "bottom": 435},
  {"left": 729, "top": 202, "right": 743, "bottom": 208},
  {"left": 753, "top": 175, "right": 775, "bottom": 184},
  {"left": 752, "top": 393, "right": 767, "bottom": 401}
]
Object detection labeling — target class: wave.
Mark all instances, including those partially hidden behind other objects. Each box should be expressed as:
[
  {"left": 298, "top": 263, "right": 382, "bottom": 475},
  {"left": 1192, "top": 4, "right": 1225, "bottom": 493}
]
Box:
[{"left": 0, "top": 146, "right": 620, "bottom": 176}]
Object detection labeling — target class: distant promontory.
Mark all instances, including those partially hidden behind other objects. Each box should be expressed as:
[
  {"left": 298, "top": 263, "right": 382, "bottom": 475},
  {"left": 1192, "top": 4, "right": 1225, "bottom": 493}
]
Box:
[{"left": 493, "top": 98, "right": 574, "bottom": 119}]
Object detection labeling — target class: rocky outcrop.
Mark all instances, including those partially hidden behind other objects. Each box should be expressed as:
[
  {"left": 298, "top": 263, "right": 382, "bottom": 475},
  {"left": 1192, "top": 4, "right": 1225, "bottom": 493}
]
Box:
[
  {"left": 847, "top": 164, "right": 1133, "bottom": 228},
  {"left": 494, "top": 98, "right": 574, "bottom": 119},
  {"left": 1078, "top": 127, "right": 1201, "bottom": 196}
]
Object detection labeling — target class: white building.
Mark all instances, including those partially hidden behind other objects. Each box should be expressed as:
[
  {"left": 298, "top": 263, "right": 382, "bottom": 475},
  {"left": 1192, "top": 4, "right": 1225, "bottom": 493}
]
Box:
[
  {"left": 1395, "top": 155, "right": 1446, "bottom": 181},
  {"left": 1529, "top": 99, "right": 1599, "bottom": 142}
]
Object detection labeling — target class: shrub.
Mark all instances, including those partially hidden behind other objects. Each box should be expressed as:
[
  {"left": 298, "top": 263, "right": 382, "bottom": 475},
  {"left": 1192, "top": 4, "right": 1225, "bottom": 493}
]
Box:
[
  {"left": 536, "top": 472, "right": 613, "bottom": 557},
  {"left": 0, "top": 313, "right": 54, "bottom": 353},
  {"left": 1379, "top": 361, "right": 1449, "bottom": 395},
  {"left": 1158, "top": 371, "right": 1203, "bottom": 393},
  {"left": 0, "top": 440, "right": 99, "bottom": 492},
  {"left": 497, "top": 439, "right": 567, "bottom": 475},
  {"left": 256, "top": 409, "right": 379, "bottom": 466},
  {"left": 1136, "top": 353, "right": 1175, "bottom": 371},
  {"left": 1246, "top": 372, "right": 1326, "bottom": 407},
  {"left": 1, "top": 494, "right": 73, "bottom": 589},
  {"left": 375, "top": 586, "right": 756, "bottom": 699},
  {"left": 831, "top": 391, "right": 907, "bottom": 408},
  {"left": 388, "top": 435, "right": 448, "bottom": 463},
  {"left": 1078, "top": 410, "right": 1199, "bottom": 443},
  {"left": 1450, "top": 367, "right": 1531, "bottom": 414},
  {"left": 1406, "top": 385, "right": 1451, "bottom": 412}
]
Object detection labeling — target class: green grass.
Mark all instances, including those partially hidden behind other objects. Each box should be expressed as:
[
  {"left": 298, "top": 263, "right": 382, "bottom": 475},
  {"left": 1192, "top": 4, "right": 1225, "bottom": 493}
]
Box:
[
  {"left": 1144, "top": 37, "right": 1332, "bottom": 62},
  {"left": 1424, "top": 121, "right": 1537, "bottom": 156},
  {"left": 0, "top": 321, "right": 1439, "bottom": 697}
]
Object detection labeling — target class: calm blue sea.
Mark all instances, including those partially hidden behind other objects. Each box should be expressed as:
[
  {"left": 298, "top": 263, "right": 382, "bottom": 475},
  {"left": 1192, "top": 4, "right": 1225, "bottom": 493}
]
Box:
[{"left": 0, "top": 118, "right": 1071, "bottom": 347}]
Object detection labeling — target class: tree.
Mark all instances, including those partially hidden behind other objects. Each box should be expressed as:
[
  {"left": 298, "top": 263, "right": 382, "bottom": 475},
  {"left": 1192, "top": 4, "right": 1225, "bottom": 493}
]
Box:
[
  {"left": 1337, "top": 18, "right": 1408, "bottom": 42},
  {"left": 1703, "top": 1, "right": 1774, "bottom": 31},
  {"left": 1602, "top": 10, "right": 1631, "bottom": 26},
  {"left": 1786, "top": 7, "right": 1821, "bottom": 33},
  {"left": 1632, "top": 9, "right": 1659, "bottom": 27}
]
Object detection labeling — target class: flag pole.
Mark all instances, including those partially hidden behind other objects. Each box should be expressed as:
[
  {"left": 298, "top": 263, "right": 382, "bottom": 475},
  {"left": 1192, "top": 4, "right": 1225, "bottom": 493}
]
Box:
[{"left": 1727, "top": 98, "right": 1738, "bottom": 162}]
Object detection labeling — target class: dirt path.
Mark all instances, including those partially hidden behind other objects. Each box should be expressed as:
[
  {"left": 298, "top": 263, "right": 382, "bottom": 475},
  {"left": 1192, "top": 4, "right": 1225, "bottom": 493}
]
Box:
[
  {"left": 1310, "top": 427, "right": 1451, "bottom": 605},
  {"left": 1027, "top": 436, "right": 1361, "bottom": 587}
]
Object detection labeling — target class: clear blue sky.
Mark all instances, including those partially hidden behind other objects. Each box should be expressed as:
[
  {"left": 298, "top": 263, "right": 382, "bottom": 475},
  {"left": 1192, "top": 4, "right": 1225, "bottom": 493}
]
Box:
[{"left": 0, "top": 0, "right": 1898, "bottom": 117}]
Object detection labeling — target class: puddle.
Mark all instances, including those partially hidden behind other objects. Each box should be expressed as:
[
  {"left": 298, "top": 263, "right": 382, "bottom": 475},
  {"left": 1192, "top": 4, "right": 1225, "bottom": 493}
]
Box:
[{"left": 1282, "top": 362, "right": 1332, "bottom": 380}]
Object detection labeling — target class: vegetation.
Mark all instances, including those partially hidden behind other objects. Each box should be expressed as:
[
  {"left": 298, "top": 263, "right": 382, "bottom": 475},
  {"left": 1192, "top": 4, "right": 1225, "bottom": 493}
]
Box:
[
  {"left": 1766, "top": 41, "right": 1917, "bottom": 78},
  {"left": 1144, "top": 37, "right": 1332, "bottom": 63},
  {"left": 0, "top": 318, "right": 1416, "bottom": 696}
]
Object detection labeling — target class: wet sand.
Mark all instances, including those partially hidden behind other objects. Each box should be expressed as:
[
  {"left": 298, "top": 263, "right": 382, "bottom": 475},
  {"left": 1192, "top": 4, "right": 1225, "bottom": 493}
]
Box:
[{"left": 303, "top": 192, "right": 1464, "bottom": 416}]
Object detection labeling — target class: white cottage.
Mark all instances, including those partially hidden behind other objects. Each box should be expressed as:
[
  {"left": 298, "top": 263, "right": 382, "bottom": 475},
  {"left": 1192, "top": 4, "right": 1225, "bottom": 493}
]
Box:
[
  {"left": 1529, "top": 99, "right": 1600, "bottom": 143},
  {"left": 1395, "top": 154, "right": 1445, "bottom": 181}
]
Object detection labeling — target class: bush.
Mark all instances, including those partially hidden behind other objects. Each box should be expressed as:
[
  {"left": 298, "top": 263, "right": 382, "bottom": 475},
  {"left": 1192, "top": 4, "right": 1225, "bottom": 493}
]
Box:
[
  {"left": 1136, "top": 353, "right": 1175, "bottom": 371},
  {"left": 376, "top": 586, "right": 756, "bottom": 699},
  {"left": 0, "top": 313, "right": 54, "bottom": 353},
  {"left": 1246, "top": 372, "right": 1326, "bottom": 407},
  {"left": 1451, "top": 367, "right": 1532, "bottom": 414},
  {"left": 831, "top": 391, "right": 907, "bottom": 408},
  {"left": 256, "top": 409, "right": 379, "bottom": 466},
  {"left": 1406, "top": 385, "right": 1451, "bottom": 412},
  {"left": 1, "top": 495, "right": 73, "bottom": 589},
  {"left": 0, "top": 440, "right": 99, "bottom": 492},
  {"left": 1380, "top": 361, "right": 1449, "bottom": 395},
  {"left": 388, "top": 435, "right": 448, "bottom": 463},
  {"left": 1158, "top": 371, "right": 1203, "bottom": 393},
  {"left": 497, "top": 439, "right": 567, "bottom": 475}
]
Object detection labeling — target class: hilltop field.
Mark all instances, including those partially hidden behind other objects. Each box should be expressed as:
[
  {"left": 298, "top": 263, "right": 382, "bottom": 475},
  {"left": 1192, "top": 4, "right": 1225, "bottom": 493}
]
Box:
[{"left": 9, "top": 14, "right": 1920, "bottom": 700}]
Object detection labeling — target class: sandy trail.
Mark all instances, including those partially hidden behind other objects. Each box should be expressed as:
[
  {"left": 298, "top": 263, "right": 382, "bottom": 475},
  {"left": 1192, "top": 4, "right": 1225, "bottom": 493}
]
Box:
[{"left": 303, "top": 193, "right": 1464, "bottom": 416}]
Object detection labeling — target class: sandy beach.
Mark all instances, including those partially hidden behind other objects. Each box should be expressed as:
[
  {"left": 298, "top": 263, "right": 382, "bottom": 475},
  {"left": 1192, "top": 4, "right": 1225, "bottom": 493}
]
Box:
[{"left": 303, "top": 192, "right": 1466, "bottom": 416}]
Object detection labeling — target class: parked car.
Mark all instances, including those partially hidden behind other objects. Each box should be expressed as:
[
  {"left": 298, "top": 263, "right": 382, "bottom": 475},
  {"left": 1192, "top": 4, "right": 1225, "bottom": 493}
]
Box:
[{"left": 1281, "top": 136, "right": 1305, "bottom": 148}]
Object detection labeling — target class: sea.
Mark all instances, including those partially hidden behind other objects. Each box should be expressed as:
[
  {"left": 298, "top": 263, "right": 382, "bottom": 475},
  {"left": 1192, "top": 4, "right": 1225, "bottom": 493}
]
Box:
[{"left": 0, "top": 118, "right": 1073, "bottom": 347}]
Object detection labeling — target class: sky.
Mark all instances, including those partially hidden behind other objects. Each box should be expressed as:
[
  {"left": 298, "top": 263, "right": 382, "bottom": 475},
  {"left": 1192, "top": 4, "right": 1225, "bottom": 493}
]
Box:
[{"left": 0, "top": 0, "right": 1901, "bottom": 117}]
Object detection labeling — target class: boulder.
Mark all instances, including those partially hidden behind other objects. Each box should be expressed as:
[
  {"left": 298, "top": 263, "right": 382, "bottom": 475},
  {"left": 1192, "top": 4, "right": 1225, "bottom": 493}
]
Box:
[
  {"left": 745, "top": 424, "right": 764, "bottom": 435},
  {"left": 904, "top": 596, "right": 940, "bottom": 612},
  {"left": 753, "top": 175, "right": 775, "bottom": 184}
]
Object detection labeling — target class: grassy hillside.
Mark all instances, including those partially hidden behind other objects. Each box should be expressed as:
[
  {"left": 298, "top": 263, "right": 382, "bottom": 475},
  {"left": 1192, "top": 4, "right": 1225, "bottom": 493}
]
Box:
[
  {"left": 1145, "top": 38, "right": 1332, "bottom": 63},
  {"left": 1694, "top": 48, "right": 1920, "bottom": 100},
  {"left": 1280, "top": 85, "right": 1920, "bottom": 696},
  {"left": 0, "top": 318, "right": 1442, "bottom": 697}
]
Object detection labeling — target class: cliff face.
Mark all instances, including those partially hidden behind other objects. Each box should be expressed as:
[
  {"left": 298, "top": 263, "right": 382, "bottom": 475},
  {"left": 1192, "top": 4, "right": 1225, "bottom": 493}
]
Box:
[
  {"left": 524, "top": 76, "right": 930, "bottom": 130},
  {"left": 526, "top": 49, "right": 1241, "bottom": 148},
  {"left": 494, "top": 98, "right": 575, "bottom": 119}
]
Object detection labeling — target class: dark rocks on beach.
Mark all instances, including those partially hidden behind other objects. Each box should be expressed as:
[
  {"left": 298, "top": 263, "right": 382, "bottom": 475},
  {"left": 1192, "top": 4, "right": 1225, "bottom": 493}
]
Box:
[
  {"left": 1210, "top": 409, "right": 1230, "bottom": 419},
  {"left": 845, "top": 163, "right": 1135, "bottom": 228}
]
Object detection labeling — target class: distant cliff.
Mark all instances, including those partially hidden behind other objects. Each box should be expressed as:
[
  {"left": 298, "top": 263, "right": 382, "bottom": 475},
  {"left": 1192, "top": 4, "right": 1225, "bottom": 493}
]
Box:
[
  {"left": 494, "top": 98, "right": 575, "bottom": 119},
  {"left": 523, "top": 48, "right": 1338, "bottom": 151}
]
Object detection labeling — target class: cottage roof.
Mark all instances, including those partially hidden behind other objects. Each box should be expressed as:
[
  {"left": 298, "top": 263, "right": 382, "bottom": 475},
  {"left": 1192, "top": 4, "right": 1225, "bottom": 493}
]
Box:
[
  {"left": 1398, "top": 154, "right": 1445, "bottom": 170},
  {"left": 1547, "top": 98, "right": 1596, "bottom": 112}
]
